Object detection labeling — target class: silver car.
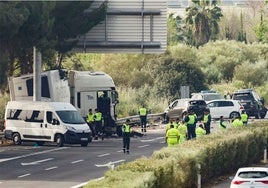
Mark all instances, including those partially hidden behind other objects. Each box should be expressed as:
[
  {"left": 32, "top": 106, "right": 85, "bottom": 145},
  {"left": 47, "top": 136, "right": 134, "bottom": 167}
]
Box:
[{"left": 164, "top": 98, "right": 207, "bottom": 121}]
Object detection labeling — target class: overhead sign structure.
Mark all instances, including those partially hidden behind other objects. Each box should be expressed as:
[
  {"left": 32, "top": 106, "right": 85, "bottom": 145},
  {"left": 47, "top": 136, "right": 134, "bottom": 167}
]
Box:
[{"left": 74, "top": 0, "right": 167, "bottom": 54}]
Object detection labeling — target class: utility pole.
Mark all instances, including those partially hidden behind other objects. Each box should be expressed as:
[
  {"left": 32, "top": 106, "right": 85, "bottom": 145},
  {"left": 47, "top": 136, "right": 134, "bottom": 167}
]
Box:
[{"left": 33, "top": 46, "right": 42, "bottom": 101}]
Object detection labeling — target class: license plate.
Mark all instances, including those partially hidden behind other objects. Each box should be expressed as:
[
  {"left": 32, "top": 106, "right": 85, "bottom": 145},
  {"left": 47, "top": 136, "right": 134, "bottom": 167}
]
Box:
[{"left": 81, "top": 138, "right": 88, "bottom": 141}]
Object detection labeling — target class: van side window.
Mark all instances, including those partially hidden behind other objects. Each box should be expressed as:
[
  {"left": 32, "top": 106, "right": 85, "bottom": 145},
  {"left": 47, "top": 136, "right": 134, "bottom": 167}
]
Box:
[
  {"left": 7, "top": 109, "right": 22, "bottom": 120},
  {"left": 26, "top": 110, "right": 44, "bottom": 122}
]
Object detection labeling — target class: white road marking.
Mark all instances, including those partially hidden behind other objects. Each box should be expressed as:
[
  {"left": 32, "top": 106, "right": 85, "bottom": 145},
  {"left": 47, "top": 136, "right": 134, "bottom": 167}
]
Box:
[
  {"left": 95, "top": 159, "right": 125, "bottom": 168},
  {"left": 70, "top": 176, "right": 105, "bottom": 187},
  {"left": 71, "top": 159, "right": 84, "bottom": 164},
  {"left": 160, "top": 141, "right": 166, "bottom": 144},
  {"left": 21, "top": 158, "right": 54, "bottom": 166},
  {"left": 18, "top": 173, "right": 31, "bottom": 178},
  {"left": 138, "top": 144, "right": 149, "bottom": 148},
  {"left": 140, "top": 137, "right": 165, "bottom": 142},
  {"left": 70, "top": 182, "right": 88, "bottom": 188},
  {"left": 0, "top": 147, "right": 69, "bottom": 163},
  {"left": 117, "top": 150, "right": 123, "bottom": 153},
  {"left": 98, "top": 153, "right": 110, "bottom": 157},
  {"left": 45, "top": 166, "right": 58, "bottom": 171}
]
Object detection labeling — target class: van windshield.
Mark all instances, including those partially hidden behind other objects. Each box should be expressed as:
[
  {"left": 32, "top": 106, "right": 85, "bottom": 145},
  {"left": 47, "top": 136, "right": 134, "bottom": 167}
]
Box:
[{"left": 56, "top": 110, "right": 85, "bottom": 124}]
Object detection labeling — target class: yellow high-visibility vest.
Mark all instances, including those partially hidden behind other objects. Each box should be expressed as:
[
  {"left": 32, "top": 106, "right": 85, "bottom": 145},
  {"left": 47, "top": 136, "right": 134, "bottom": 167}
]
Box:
[
  {"left": 139, "top": 108, "right": 147, "bottom": 116},
  {"left": 87, "top": 113, "right": 94, "bottom": 123}
]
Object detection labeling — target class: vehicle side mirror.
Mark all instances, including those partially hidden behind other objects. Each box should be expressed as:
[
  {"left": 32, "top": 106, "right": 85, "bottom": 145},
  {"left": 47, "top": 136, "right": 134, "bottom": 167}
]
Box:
[{"left": 52, "top": 119, "right": 60, "bottom": 125}]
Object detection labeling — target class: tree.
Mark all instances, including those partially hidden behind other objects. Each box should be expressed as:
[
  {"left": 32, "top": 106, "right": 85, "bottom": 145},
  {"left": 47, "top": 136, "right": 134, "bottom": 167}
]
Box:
[
  {"left": 254, "top": 12, "right": 268, "bottom": 43},
  {"left": 151, "top": 55, "right": 207, "bottom": 99},
  {"left": 50, "top": 1, "right": 107, "bottom": 68},
  {"left": 234, "top": 60, "right": 268, "bottom": 88},
  {"left": 0, "top": 1, "right": 106, "bottom": 88},
  {"left": 185, "top": 0, "right": 223, "bottom": 47}
]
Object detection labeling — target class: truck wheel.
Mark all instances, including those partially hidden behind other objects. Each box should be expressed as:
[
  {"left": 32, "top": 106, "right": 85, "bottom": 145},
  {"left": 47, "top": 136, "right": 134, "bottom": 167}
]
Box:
[
  {"left": 55, "top": 134, "right": 64, "bottom": 147},
  {"left": 12, "top": 133, "right": 22, "bottom": 145},
  {"left": 81, "top": 142, "right": 88, "bottom": 147},
  {"left": 255, "top": 112, "right": 261, "bottom": 119},
  {"left": 116, "top": 126, "right": 122, "bottom": 137}
]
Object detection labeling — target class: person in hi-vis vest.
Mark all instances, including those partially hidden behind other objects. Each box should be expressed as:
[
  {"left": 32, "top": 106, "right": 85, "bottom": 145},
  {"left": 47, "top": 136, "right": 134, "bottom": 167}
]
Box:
[{"left": 138, "top": 105, "right": 148, "bottom": 132}]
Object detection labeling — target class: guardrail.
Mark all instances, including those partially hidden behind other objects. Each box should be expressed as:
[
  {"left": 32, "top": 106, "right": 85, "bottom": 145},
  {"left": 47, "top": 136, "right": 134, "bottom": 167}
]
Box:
[
  {"left": 0, "top": 132, "right": 4, "bottom": 144},
  {"left": 116, "top": 112, "right": 165, "bottom": 126}
]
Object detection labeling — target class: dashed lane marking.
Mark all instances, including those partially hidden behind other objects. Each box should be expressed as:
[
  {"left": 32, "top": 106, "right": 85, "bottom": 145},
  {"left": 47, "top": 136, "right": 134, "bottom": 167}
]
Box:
[
  {"left": 21, "top": 158, "right": 54, "bottom": 166},
  {"left": 0, "top": 147, "right": 69, "bottom": 163},
  {"left": 71, "top": 159, "right": 84, "bottom": 164},
  {"left": 138, "top": 144, "right": 150, "bottom": 148},
  {"left": 18, "top": 173, "right": 31, "bottom": 178},
  {"left": 45, "top": 166, "right": 58, "bottom": 171},
  {"left": 98, "top": 153, "right": 110, "bottom": 157}
]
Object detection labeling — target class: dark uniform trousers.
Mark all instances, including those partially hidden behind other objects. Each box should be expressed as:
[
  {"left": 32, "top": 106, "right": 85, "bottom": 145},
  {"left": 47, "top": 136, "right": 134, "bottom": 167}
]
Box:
[{"left": 123, "top": 132, "right": 130, "bottom": 153}]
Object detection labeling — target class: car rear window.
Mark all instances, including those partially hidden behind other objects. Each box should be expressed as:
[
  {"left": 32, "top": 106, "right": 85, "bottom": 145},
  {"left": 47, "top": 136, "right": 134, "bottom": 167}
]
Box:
[
  {"left": 233, "top": 93, "right": 252, "bottom": 100},
  {"left": 238, "top": 171, "right": 268, "bottom": 178},
  {"left": 219, "top": 101, "right": 234, "bottom": 107},
  {"left": 189, "top": 100, "right": 206, "bottom": 106},
  {"left": 203, "top": 94, "right": 223, "bottom": 101}
]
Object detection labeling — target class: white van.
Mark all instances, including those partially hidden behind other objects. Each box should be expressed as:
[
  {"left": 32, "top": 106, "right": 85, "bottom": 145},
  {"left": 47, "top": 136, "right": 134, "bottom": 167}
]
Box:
[{"left": 4, "top": 101, "right": 92, "bottom": 147}]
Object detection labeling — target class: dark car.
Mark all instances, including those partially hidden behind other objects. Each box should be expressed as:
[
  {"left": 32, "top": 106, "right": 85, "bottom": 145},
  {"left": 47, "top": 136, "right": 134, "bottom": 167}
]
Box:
[
  {"left": 232, "top": 89, "right": 267, "bottom": 119},
  {"left": 164, "top": 98, "right": 207, "bottom": 122}
]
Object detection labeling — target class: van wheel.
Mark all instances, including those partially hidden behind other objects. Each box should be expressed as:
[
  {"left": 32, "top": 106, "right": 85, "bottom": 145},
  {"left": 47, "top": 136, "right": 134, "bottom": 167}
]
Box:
[
  {"left": 12, "top": 133, "right": 22, "bottom": 145},
  {"left": 55, "top": 134, "right": 64, "bottom": 147},
  {"left": 81, "top": 142, "right": 88, "bottom": 147}
]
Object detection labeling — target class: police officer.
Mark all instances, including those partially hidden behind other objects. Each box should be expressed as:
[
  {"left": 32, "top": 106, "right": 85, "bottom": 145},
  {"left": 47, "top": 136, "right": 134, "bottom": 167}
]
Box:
[
  {"left": 219, "top": 116, "right": 227, "bottom": 130},
  {"left": 166, "top": 124, "right": 180, "bottom": 146},
  {"left": 86, "top": 109, "right": 96, "bottom": 138},
  {"left": 241, "top": 110, "right": 248, "bottom": 125},
  {"left": 122, "top": 119, "right": 132, "bottom": 154},
  {"left": 138, "top": 105, "right": 148, "bottom": 132},
  {"left": 184, "top": 110, "right": 197, "bottom": 140},
  {"left": 94, "top": 108, "right": 103, "bottom": 140},
  {"left": 203, "top": 108, "right": 211, "bottom": 134}
]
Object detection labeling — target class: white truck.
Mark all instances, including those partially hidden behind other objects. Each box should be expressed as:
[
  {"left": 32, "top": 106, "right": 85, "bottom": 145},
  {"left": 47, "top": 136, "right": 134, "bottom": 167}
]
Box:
[{"left": 8, "top": 69, "right": 120, "bottom": 136}]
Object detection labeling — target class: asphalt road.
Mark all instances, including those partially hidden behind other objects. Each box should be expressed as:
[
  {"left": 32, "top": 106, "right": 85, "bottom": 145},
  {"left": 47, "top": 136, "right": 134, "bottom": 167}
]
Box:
[{"left": 0, "top": 128, "right": 166, "bottom": 188}]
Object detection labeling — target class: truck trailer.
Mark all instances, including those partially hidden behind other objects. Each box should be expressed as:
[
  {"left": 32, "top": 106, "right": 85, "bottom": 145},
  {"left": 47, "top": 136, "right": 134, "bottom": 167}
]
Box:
[{"left": 8, "top": 69, "right": 120, "bottom": 136}]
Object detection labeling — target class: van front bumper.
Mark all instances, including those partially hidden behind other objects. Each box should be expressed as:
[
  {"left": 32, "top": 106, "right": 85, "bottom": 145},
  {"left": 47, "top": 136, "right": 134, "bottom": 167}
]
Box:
[{"left": 64, "top": 130, "right": 92, "bottom": 144}]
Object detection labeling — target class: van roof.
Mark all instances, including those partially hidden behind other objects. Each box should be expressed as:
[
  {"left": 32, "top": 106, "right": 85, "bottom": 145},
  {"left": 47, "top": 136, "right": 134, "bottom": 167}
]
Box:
[{"left": 6, "top": 101, "right": 76, "bottom": 111}]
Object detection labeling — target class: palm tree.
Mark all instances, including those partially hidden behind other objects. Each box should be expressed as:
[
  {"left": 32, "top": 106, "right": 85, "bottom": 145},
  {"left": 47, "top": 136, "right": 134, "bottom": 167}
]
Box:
[{"left": 185, "top": 0, "right": 223, "bottom": 47}]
